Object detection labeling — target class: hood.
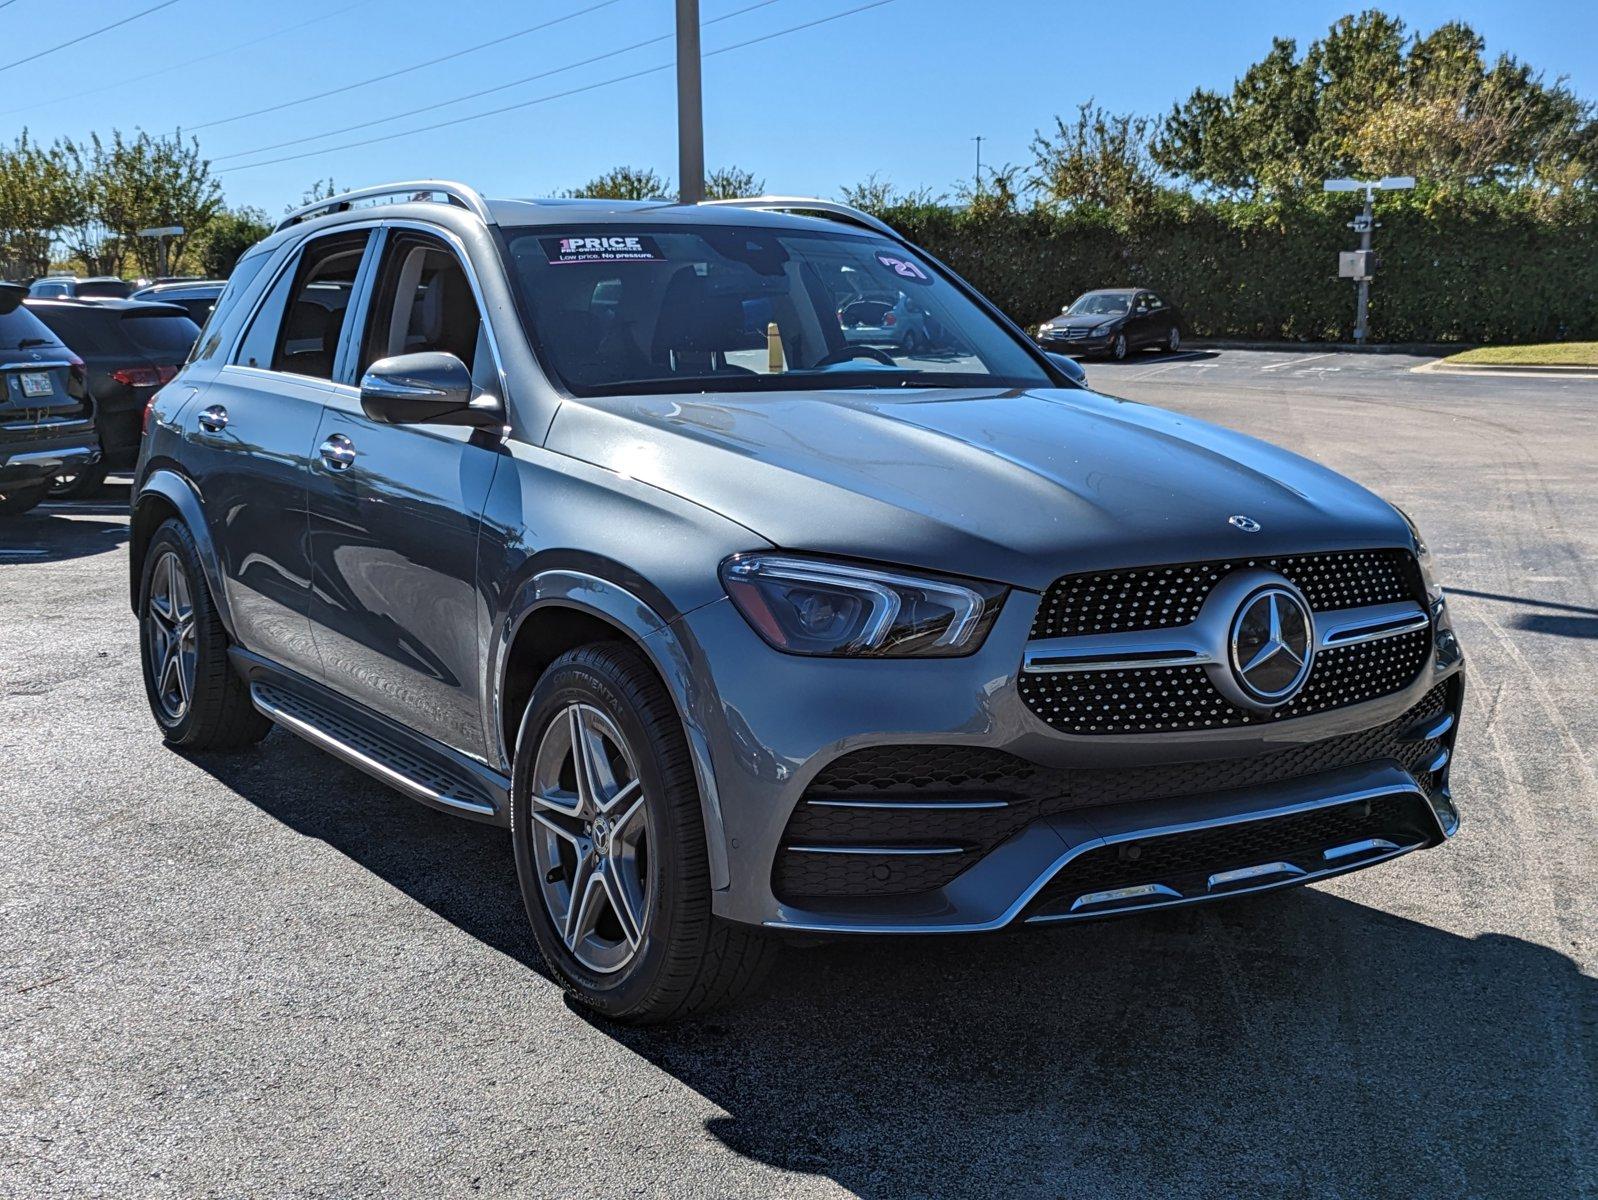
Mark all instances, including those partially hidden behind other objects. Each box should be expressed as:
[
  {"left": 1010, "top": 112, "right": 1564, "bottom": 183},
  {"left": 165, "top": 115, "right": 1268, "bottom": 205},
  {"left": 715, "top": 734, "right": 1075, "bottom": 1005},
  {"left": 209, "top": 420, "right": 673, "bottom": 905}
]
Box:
[{"left": 547, "top": 386, "right": 1412, "bottom": 591}]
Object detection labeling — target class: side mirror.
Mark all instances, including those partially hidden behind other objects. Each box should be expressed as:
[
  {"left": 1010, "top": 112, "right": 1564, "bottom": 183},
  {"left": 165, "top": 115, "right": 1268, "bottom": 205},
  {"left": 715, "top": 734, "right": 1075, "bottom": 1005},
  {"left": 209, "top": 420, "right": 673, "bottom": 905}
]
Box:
[
  {"left": 0, "top": 283, "right": 25, "bottom": 315},
  {"left": 1045, "top": 351, "right": 1087, "bottom": 386},
  {"left": 1060, "top": 304, "right": 1070, "bottom": 314},
  {"left": 358, "top": 352, "right": 501, "bottom": 427}
]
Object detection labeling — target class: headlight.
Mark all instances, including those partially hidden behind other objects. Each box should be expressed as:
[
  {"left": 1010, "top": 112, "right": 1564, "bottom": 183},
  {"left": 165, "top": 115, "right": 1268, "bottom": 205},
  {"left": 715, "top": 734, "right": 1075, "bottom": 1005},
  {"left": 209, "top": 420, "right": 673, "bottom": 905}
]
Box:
[
  {"left": 1394, "top": 504, "right": 1429, "bottom": 559},
  {"left": 720, "top": 554, "right": 1006, "bottom": 657}
]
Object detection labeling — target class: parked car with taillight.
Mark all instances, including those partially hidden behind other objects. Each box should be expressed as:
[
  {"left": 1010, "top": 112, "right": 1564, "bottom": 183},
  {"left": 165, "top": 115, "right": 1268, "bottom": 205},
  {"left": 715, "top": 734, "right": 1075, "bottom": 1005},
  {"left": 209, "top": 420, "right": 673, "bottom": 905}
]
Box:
[
  {"left": 24, "top": 298, "right": 199, "bottom": 497},
  {"left": 0, "top": 285, "right": 97, "bottom": 516}
]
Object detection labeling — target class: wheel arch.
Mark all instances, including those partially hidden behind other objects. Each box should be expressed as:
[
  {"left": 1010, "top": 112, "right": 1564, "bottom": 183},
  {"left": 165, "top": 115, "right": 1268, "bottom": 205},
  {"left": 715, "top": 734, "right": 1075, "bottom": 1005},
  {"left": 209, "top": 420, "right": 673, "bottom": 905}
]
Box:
[
  {"left": 129, "top": 470, "right": 233, "bottom": 637},
  {"left": 493, "top": 566, "right": 731, "bottom": 892}
]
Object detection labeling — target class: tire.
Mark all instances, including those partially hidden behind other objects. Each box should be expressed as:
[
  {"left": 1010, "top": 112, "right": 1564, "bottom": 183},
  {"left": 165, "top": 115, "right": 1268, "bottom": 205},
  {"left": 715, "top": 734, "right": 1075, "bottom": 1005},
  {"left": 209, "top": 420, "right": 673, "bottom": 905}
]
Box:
[
  {"left": 137, "top": 518, "right": 272, "bottom": 750},
  {"left": 48, "top": 460, "right": 109, "bottom": 500},
  {"left": 511, "top": 642, "right": 776, "bottom": 1023},
  {"left": 1110, "top": 333, "right": 1128, "bottom": 361},
  {"left": 0, "top": 482, "right": 49, "bottom": 516},
  {"left": 1166, "top": 325, "right": 1182, "bottom": 352}
]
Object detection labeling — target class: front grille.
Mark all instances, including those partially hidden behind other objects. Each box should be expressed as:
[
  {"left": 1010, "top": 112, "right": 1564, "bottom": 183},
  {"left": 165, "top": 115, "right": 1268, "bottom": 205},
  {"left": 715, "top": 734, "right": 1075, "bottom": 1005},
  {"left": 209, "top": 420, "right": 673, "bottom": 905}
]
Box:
[
  {"left": 1029, "top": 549, "right": 1423, "bottom": 641},
  {"left": 773, "top": 682, "right": 1453, "bottom": 901},
  {"left": 1023, "top": 791, "right": 1438, "bottom": 920},
  {"left": 1020, "top": 549, "right": 1430, "bottom": 735},
  {"left": 1019, "top": 626, "right": 1431, "bottom": 736}
]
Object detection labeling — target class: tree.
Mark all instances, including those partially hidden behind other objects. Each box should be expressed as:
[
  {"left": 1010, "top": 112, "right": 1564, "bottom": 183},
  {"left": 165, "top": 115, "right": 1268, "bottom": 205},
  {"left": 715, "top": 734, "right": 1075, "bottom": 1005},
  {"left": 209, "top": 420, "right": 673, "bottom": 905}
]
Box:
[
  {"left": 567, "top": 166, "right": 670, "bottom": 200},
  {"left": 195, "top": 206, "right": 272, "bottom": 277},
  {"left": 0, "top": 132, "right": 75, "bottom": 279},
  {"left": 703, "top": 165, "right": 764, "bottom": 200},
  {"left": 838, "top": 172, "right": 943, "bottom": 214},
  {"left": 1152, "top": 10, "right": 1598, "bottom": 195},
  {"left": 1029, "top": 102, "right": 1161, "bottom": 212}
]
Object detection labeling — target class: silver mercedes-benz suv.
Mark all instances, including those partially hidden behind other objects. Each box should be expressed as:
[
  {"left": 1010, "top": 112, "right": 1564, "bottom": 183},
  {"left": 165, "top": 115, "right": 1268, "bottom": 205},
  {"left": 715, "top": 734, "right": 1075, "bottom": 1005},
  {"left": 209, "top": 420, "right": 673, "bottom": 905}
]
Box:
[{"left": 130, "top": 181, "right": 1464, "bottom": 1022}]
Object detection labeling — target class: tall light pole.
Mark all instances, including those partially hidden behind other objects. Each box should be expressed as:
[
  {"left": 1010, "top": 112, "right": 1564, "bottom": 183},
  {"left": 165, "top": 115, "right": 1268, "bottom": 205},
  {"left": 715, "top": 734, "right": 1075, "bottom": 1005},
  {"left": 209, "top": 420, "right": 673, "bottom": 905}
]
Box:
[
  {"left": 1323, "top": 175, "right": 1414, "bottom": 344},
  {"left": 972, "top": 135, "right": 985, "bottom": 190},
  {"left": 676, "top": 0, "right": 704, "bottom": 204}
]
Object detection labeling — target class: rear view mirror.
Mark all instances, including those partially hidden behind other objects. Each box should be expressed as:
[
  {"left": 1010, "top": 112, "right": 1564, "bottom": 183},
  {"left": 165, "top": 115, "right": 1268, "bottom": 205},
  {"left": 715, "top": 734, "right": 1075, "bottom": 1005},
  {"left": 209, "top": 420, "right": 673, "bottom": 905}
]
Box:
[{"left": 359, "top": 352, "right": 501, "bottom": 427}]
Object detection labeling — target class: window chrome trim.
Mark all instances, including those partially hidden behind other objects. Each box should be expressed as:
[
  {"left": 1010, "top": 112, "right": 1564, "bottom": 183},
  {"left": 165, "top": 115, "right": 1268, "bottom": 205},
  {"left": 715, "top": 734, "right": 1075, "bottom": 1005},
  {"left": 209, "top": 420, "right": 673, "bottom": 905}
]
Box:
[
  {"left": 375, "top": 218, "right": 510, "bottom": 412},
  {"left": 226, "top": 219, "right": 383, "bottom": 372}
]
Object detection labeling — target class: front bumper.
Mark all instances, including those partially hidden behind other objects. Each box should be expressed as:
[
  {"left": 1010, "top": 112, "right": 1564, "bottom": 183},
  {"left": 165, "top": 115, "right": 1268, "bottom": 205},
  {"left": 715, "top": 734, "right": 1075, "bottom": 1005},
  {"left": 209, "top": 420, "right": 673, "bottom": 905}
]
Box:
[
  {"left": 1036, "top": 329, "right": 1114, "bottom": 354},
  {"left": 672, "top": 588, "right": 1464, "bottom": 933}
]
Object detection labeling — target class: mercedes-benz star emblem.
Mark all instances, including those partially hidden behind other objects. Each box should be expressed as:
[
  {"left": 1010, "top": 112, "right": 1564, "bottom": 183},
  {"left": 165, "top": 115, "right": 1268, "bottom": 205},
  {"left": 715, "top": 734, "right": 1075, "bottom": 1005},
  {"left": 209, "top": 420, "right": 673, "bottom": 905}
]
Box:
[
  {"left": 1230, "top": 587, "right": 1314, "bottom": 706},
  {"left": 1228, "top": 514, "right": 1261, "bottom": 532}
]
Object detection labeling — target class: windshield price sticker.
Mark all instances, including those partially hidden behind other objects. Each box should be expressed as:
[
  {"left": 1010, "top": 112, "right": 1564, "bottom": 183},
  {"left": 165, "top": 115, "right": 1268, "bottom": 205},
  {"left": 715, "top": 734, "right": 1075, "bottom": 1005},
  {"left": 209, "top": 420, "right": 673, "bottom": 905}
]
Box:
[
  {"left": 546, "top": 235, "right": 664, "bottom": 264},
  {"left": 874, "top": 250, "right": 933, "bottom": 285}
]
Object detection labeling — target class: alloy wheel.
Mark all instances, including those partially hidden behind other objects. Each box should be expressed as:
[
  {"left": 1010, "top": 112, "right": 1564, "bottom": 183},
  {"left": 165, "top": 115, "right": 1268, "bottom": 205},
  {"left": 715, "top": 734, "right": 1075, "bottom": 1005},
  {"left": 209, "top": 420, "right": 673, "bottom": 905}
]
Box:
[
  {"left": 145, "top": 550, "right": 197, "bottom": 722},
  {"left": 1168, "top": 326, "right": 1181, "bottom": 351},
  {"left": 529, "top": 702, "right": 654, "bottom": 974}
]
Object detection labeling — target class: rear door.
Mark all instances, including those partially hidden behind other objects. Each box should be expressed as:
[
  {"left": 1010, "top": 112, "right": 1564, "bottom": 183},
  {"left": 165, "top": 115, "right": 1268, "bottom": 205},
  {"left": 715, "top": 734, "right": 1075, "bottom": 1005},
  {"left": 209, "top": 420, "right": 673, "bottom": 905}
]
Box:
[
  {"left": 182, "top": 228, "right": 375, "bottom": 679},
  {"left": 304, "top": 224, "right": 506, "bottom": 758}
]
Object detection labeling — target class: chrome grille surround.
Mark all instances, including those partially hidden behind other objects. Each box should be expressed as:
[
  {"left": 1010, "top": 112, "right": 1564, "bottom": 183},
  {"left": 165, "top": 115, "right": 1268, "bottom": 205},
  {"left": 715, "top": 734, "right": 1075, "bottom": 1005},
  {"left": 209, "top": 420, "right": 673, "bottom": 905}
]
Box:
[{"left": 1020, "top": 549, "right": 1431, "bottom": 735}]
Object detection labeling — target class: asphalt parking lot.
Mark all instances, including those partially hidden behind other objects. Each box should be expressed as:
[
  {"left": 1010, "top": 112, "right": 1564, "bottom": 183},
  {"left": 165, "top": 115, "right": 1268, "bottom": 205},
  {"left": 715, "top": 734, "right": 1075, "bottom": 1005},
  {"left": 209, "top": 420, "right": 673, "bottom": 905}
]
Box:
[{"left": 3, "top": 348, "right": 1594, "bottom": 1199}]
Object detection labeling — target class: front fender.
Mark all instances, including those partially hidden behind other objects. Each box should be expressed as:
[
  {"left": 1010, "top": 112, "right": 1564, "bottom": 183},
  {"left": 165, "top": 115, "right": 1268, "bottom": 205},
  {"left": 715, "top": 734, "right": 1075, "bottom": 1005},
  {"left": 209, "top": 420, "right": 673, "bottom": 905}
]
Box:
[
  {"left": 130, "top": 468, "right": 233, "bottom": 639},
  {"left": 492, "top": 568, "right": 732, "bottom": 892}
]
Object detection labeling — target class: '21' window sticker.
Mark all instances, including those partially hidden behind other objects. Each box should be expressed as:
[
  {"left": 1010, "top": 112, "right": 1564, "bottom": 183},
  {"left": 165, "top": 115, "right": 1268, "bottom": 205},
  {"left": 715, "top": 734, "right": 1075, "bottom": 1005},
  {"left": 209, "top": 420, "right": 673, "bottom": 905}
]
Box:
[{"left": 875, "top": 251, "right": 933, "bottom": 285}]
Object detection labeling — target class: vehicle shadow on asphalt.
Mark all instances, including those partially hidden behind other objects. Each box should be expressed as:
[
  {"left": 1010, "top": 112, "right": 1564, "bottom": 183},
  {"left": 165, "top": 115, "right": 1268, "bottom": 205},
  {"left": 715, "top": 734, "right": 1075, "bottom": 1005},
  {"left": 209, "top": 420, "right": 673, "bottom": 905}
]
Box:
[
  {"left": 1, "top": 485, "right": 131, "bottom": 563},
  {"left": 189, "top": 735, "right": 1593, "bottom": 1200}
]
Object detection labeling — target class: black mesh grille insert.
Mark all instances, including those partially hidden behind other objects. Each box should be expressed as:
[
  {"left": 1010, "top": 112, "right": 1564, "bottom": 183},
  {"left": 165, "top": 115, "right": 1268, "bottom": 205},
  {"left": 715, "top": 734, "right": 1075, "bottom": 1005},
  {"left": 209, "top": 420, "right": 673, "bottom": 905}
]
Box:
[
  {"left": 773, "top": 682, "right": 1453, "bottom": 901},
  {"left": 1019, "top": 626, "right": 1431, "bottom": 735},
  {"left": 1030, "top": 548, "right": 1424, "bottom": 641}
]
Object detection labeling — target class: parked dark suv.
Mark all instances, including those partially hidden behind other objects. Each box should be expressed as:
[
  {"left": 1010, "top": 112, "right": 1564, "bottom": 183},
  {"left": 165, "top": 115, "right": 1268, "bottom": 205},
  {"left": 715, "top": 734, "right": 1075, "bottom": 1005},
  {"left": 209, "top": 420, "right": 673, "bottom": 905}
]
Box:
[
  {"left": 0, "top": 284, "right": 97, "bottom": 516},
  {"left": 131, "top": 182, "right": 1465, "bottom": 1022},
  {"left": 27, "top": 298, "right": 200, "bottom": 497}
]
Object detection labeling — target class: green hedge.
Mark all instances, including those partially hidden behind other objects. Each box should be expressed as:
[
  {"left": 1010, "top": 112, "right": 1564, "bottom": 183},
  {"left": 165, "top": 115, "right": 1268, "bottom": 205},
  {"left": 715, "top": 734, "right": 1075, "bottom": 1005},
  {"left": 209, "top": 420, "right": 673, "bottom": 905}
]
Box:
[{"left": 879, "top": 188, "right": 1598, "bottom": 344}]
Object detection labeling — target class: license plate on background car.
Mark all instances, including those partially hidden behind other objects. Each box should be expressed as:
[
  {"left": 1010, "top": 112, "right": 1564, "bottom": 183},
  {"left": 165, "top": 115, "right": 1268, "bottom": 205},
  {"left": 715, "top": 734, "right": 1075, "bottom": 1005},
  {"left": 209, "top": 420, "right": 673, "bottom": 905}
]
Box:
[{"left": 19, "top": 372, "right": 52, "bottom": 397}]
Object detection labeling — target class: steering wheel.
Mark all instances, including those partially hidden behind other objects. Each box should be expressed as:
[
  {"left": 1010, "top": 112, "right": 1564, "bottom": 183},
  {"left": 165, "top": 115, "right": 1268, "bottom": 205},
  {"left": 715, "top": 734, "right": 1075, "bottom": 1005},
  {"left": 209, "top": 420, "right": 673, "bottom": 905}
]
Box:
[{"left": 812, "top": 344, "right": 897, "bottom": 368}]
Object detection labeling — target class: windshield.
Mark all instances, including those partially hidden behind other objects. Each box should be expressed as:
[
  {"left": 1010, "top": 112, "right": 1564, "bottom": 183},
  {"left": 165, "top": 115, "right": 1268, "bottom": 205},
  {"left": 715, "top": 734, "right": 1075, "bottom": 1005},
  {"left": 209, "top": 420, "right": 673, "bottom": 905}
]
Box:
[
  {"left": 1067, "top": 292, "right": 1130, "bottom": 316},
  {"left": 501, "top": 223, "right": 1051, "bottom": 395}
]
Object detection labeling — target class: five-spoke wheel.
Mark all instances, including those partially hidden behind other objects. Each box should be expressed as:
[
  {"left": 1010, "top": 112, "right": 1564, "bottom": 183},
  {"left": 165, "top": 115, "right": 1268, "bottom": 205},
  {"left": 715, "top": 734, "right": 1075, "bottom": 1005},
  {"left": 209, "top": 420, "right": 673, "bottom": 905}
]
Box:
[
  {"left": 529, "top": 702, "right": 653, "bottom": 975},
  {"left": 145, "top": 549, "right": 197, "bottom": 722}
]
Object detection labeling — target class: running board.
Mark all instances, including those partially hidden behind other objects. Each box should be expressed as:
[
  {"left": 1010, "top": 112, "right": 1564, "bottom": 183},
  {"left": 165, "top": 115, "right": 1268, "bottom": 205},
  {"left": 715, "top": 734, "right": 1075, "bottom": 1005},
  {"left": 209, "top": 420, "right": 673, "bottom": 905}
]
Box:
[{"left": 250, "top": 681, "right": 502, "bottom": 821}]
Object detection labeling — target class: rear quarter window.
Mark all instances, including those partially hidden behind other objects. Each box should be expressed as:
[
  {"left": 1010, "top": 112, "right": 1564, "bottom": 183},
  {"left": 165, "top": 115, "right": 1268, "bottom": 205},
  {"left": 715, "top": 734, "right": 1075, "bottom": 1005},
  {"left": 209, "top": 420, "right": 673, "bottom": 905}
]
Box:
[{"left": 122, "top": 313, "right": 200, "bottom": 359}]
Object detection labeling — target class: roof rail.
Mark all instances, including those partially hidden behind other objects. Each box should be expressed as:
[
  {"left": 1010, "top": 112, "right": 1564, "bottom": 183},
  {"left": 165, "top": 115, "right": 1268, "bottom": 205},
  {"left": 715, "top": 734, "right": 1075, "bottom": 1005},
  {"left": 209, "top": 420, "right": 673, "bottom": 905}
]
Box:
[
  {"left": 274, "top": 180, "right": 491, "bottom": 233},
  {"left": 697, "top": 195, "right": 903, "bottom": 241}
]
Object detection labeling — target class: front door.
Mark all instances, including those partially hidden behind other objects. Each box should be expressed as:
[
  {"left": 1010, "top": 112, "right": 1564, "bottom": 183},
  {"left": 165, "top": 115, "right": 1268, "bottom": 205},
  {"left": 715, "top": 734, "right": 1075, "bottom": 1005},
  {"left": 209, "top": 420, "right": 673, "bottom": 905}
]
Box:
[
  {"left": 185, "top": 228, "right": 373, "bottom": 680},
  {"left": 304, "top": 226, "right": 505, "bottom": 759}
]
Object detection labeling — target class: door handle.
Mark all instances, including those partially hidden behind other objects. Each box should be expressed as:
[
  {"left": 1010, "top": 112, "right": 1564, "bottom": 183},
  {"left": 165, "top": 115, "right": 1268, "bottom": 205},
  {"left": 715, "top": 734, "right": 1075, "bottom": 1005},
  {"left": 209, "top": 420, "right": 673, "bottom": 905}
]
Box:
[
  {"left": 319, "top": 433, "right": 357, "bottom": 471},
  {"left": 197, "top": 404, "right": 228, "bottom": 432}
]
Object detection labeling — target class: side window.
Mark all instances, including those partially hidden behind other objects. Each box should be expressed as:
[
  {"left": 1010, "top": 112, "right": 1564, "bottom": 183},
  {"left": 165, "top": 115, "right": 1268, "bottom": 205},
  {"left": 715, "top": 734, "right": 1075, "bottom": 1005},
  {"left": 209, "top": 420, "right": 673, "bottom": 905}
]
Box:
[
  {"left": 234, "top": 230, "right": 369, "bottom": 378},
  {"left": 358, "top": 231, "right": 482, "bottom": 377},
  {"left": 192, "top": 251, "right": 271, "bottom": 363},
  {"left": 1146, "top": 293, "right": 1165, "bottom": 311}
]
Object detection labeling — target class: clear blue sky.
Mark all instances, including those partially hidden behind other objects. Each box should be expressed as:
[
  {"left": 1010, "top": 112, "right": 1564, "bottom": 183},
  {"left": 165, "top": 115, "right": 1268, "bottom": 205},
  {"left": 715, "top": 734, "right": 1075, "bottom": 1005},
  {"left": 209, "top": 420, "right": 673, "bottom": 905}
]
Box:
[{"left": 2, "top": 0, "right": 1594, "bottom": 215}]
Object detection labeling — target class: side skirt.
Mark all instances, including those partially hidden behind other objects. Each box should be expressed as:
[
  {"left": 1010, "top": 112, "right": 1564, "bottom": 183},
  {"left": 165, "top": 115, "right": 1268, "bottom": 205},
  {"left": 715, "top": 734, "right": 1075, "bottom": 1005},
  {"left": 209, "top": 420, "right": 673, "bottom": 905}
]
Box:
[{"left": 230, "top": 649, "right": 512, "bottom": 827}]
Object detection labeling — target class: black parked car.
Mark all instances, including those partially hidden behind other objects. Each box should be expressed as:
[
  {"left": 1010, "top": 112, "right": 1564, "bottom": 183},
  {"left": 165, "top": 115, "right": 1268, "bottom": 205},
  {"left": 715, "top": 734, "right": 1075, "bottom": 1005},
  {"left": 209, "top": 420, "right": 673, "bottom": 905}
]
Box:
[
  {"left": 1036, "top": 288, "right": 1184, "bottom": 360},
  {"left": 27, "top": 275, "right": 135, "bottom": 300},
  {"left": 26, "top": 298, "right": 200, "bottom": 497},
  {"left": 0, "top": 285, "right": 97, "bottom": 516},
  {"left": 129, "top": 279, "right": 227, "bottom": 326}
]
